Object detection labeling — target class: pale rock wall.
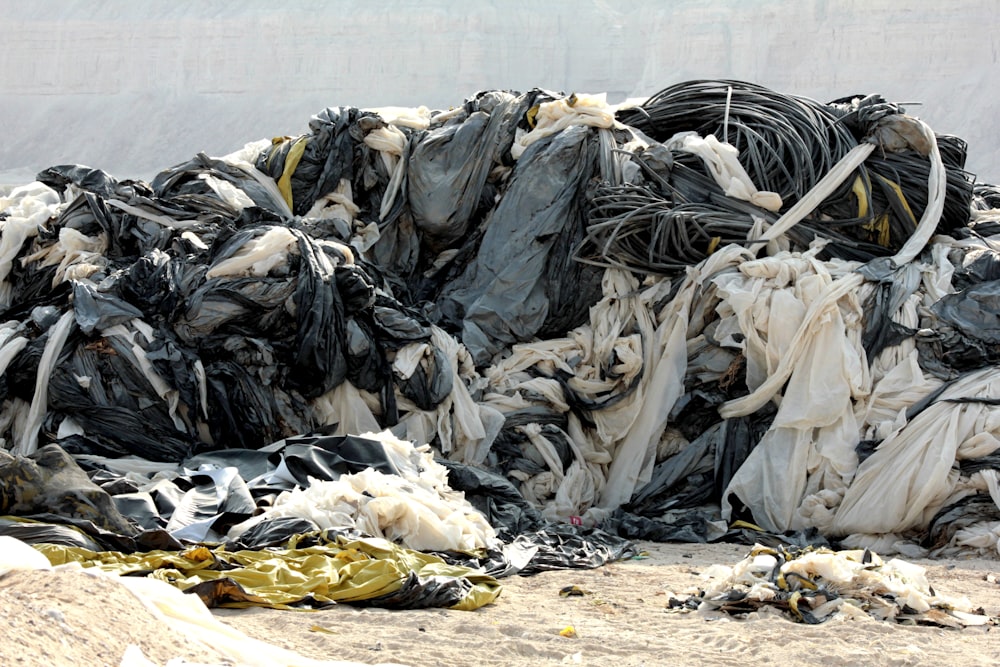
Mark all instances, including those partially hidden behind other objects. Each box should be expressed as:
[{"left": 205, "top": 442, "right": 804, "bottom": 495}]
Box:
[{"left": 2, "top": 0, "right": 998, "bottom": 183}]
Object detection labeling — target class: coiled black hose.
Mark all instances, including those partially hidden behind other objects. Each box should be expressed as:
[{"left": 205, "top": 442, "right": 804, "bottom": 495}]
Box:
[{"left": 617, "top": 80, "right": 858, "bottom": 207}]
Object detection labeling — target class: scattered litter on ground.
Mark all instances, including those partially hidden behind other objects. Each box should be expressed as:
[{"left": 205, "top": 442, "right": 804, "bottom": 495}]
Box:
[{"left": 668, "top": 543, "right": 998, "bottom": 628}]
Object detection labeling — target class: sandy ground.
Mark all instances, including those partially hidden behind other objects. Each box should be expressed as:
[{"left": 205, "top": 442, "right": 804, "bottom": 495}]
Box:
[
  {"left": 3, "top": 540, "right": 999, "bottom": 666},
  {"left": 215, "top": 541, "right": 1000, "bottom": 667}
]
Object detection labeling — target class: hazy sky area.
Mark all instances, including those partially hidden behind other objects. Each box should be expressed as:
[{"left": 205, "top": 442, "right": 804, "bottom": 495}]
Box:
[{"left": 3, "top": 0, "right": 999, "bottom": 184}]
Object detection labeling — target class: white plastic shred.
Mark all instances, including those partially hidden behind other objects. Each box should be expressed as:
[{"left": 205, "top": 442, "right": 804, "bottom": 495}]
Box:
[{"left": 227, "top": 430, "right": 498, "bottom": 553}]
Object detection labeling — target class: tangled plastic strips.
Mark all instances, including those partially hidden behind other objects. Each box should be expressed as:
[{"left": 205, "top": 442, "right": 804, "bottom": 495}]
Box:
[
  {"left": 578, "top": 187, "right": 763, "bottom": 272},
  {"left": 617, "top": 80, "right": 859, "bottom": 206},
  {"left": 579, "top": 80, "right": 975, "bottom": 275},
  {"left": 576, "top": 172, "right": 875, "bottom": 274}
]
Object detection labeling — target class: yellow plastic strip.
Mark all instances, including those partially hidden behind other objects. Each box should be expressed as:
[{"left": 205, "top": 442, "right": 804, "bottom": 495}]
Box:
[
  {"left": 850, "top": 174, "right": 870, "bottom": 219},
  {"left": 276, "top": 136, "right": 309, "bottom": 210},
  {"left": 876, "top": 173, "right": 918, "bottom": 229}
]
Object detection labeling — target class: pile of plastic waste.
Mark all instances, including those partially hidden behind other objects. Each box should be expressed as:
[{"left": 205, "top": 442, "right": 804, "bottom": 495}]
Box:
[
  {"left": 3, "top": 79, "right": 1000, "bottom": 605},
  {"left": 668, "top": 543, "right": 994, "bottom": 627}
]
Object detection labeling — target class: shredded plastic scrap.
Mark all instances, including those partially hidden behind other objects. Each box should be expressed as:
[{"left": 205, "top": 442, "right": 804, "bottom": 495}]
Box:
[{"left": 668, "top": 543, "right": 997, "bottom": 628}]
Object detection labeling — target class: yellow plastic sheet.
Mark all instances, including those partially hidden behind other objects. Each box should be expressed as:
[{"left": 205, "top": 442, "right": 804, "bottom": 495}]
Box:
[{"left": 37, "top": 533, "right": 501, "bottom": 611}]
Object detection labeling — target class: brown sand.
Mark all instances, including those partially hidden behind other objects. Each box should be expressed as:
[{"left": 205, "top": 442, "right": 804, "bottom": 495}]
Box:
[
  {"left": 216, "top": 541, "right": 1000, "bottom": 667},
  {"left": 0, "top": 567, "right": 231, "bottom": 667},
  {"left": 2, "top": 541, "right": 999, "bottom": 666}
]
